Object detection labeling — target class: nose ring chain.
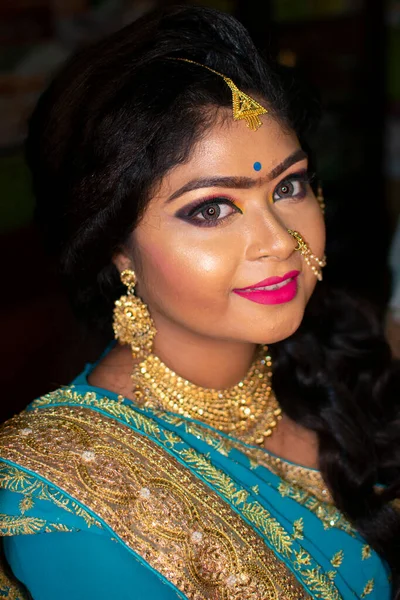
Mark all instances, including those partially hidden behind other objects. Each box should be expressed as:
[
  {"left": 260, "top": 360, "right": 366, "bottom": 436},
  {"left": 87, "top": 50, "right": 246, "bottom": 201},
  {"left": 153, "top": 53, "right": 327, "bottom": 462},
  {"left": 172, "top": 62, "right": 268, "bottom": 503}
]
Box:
[{"left": 287, "top": 230, "right": 326, "bottom": 281}]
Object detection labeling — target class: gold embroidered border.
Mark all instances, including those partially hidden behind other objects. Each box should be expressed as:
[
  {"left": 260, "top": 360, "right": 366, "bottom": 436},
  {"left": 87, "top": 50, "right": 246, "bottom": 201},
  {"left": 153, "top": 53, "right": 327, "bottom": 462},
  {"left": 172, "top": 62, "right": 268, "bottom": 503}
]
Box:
[
  {"left": 155, "top": 412, "right": 358, "bottom": 537},
  {"left": 159, "top": 412, "right": 331, "bottom": 500},
  {"left": 245, "top": 450, "right": 331, "bottom": 501},
  {"left": 0, "top": 513, "right": 73, "bottom": 536},
  {"left": 0, "top": 407, "right": 312, "bottom": 600},
  {"left": 34, "top": 388, "right": 353, "bottom": 536},
  {"left": 36, "top": 389, "right": 332, "bottom": 501},
  {"left": 278, "top": 481, "right": 356, "bottom": 537},
  {"left": 25, "top": 389, "right": 343, "bottom": 598},
  {"left": 0, "top": 462, "right": 101, "bottom": 531}
]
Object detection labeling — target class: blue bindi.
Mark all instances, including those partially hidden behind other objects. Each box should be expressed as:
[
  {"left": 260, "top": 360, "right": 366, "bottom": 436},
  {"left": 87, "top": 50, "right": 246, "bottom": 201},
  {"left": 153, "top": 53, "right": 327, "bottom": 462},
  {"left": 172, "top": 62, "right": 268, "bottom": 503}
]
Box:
[{"left": 253, "top": 161, "right": 262, "bottom": 172}]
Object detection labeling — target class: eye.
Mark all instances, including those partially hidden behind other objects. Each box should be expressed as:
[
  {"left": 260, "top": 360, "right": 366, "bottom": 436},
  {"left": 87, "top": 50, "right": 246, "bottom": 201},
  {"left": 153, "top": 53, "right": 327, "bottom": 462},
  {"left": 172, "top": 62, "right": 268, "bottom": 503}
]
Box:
[
  {"left": 273, "top": 172, "right": 311, "bottom": 202},
  {"left": 196, "top": 202, "right": 233, "bottom": 222},
  {"left": 176, "top": 198, "right": 241, "bottom": 227}
]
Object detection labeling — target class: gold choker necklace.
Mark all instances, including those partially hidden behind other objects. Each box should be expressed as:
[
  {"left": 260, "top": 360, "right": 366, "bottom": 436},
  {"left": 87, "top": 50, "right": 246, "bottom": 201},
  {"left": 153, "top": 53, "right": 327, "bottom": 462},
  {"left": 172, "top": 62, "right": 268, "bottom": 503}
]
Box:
[{"left": 131, "top": 345, "right": 282, "bottom": 446}]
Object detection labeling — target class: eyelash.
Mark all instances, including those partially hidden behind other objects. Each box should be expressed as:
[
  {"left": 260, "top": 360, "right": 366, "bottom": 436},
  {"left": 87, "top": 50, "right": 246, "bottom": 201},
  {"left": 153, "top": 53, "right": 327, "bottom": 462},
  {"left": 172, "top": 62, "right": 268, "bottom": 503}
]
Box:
[
  {"left": 273, "top": 170, "right": 315, "bottom": 202},
  {"left": 175, "top": 196, "right": 241, "bottom": 228},
  {"left": 176, "top": 170, "right": 315, "bottom": 227}
]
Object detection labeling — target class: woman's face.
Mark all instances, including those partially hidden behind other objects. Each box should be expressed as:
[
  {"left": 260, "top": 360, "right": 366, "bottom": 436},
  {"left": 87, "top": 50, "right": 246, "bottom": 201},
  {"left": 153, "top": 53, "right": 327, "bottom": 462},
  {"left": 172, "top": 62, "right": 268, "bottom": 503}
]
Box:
[{"left": 122, "top": 111, "right": 325, "bottom": 346}]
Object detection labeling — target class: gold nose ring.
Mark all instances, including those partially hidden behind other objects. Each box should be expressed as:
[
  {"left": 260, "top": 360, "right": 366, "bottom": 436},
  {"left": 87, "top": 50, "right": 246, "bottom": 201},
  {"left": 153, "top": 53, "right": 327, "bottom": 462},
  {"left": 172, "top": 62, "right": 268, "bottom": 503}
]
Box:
[{"left": 287, "top": 229, "right": 326, "bottom": 281}]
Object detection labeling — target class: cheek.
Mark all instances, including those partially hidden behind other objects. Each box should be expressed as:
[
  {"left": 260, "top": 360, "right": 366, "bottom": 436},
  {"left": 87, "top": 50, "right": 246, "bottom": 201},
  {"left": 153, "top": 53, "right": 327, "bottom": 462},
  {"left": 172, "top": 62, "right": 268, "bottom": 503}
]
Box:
[
  {"left": 288, "top": 200, "right": 326, "bottom": 254},
  {"left": 311, "top": 215, "right": 326, "bottom": 266},
  {"left": 134, "top": 226, "right": 240, "bottom": 313}
]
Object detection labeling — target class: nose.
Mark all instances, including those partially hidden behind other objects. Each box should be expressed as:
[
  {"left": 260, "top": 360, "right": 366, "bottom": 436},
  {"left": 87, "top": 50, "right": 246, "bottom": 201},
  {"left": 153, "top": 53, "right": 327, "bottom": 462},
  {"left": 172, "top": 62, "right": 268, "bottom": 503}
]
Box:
[{"left": 245, "top": 208, "right": 295, "bottom": 262}]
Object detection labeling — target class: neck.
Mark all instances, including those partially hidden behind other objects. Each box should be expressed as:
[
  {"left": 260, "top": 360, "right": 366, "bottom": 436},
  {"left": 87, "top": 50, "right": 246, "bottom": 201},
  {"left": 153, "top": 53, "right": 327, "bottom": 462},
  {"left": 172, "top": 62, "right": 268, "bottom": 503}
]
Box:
[
  {"left": 151, "top": 317, "right": 258, "bottom": 390},
  {"left": 88, "top": 323, "right": 259, "bottom": 403}
]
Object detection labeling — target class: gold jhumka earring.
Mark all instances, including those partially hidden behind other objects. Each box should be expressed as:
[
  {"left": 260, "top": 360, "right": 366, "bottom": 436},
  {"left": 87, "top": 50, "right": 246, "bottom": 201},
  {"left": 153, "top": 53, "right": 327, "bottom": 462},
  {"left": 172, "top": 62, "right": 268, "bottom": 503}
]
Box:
[
  {"left": 113, "top": 270, "right": 282, "bottom": 446},
  {"left": 168, "top": 58, "right": 268, "bottom": 131},
  {"left": 113, "top": 270, "right": 157, "bottom": 360}
]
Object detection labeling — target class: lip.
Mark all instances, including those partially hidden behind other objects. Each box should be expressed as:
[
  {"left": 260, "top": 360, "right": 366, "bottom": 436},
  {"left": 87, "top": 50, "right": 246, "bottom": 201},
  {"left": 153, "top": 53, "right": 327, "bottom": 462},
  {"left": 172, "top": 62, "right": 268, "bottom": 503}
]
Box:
[
  {"left": 233, "top": 270, "right": 300, "bottom": 306},
  {"left": 235, "top": 270, "right": 300, "bottom": 291}
]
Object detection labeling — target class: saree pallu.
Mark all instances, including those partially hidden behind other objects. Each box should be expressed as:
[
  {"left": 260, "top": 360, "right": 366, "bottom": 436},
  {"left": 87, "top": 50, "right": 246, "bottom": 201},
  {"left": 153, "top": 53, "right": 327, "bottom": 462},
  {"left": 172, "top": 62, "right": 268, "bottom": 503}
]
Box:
[{"left": 0, "top": 376, "right": 392, "bottom": 599}]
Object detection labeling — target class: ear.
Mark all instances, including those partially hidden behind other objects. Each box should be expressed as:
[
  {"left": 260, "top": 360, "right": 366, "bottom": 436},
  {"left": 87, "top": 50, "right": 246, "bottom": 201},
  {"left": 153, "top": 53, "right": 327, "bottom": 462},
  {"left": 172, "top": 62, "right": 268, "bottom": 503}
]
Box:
[{"left": 112, "top": 251, "right": 133, "bottom": 275}]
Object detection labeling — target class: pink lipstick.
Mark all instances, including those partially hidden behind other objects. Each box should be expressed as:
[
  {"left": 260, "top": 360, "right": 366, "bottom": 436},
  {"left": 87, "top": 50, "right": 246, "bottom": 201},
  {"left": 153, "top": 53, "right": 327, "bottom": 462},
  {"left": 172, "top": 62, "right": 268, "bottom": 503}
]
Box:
[{"left": 233, "top": 270, "right": 300, "bottom": 305}]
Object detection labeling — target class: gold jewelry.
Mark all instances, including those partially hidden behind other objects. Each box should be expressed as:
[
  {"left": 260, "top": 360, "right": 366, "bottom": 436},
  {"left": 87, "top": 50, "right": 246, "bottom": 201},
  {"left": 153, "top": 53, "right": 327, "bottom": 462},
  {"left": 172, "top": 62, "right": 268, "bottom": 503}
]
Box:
[
  {"left": 113, "top": 269, "right": 157, "bottom": 359},
  {"left": 169, "top": 58, "right": 268, "bottom": 131},
  {"left": 317, "top": 184, "right": 325, "bottom": 214},
  {"left": 132, "top": 345, "right": 282, "bottom": 446},
  {"left": 288, "top": 230, "right": 327, "bottom": 281},
  {"left": 114, "top": 271, "right": 281, "bottom": 446}
]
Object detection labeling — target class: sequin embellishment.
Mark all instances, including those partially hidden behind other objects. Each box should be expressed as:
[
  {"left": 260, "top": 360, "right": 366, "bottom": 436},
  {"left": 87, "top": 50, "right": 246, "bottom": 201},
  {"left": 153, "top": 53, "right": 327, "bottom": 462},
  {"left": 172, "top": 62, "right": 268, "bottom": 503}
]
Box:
[{"left": 0, "top": 405, "right": 311, "bottom": 600}]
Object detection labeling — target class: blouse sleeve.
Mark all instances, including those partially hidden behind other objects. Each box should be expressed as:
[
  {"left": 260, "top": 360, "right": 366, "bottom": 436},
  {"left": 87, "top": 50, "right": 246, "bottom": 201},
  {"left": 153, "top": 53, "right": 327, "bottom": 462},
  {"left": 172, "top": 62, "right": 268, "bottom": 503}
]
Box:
[{"left": 4, "top": 531, "right": 181, "bottom": 600}]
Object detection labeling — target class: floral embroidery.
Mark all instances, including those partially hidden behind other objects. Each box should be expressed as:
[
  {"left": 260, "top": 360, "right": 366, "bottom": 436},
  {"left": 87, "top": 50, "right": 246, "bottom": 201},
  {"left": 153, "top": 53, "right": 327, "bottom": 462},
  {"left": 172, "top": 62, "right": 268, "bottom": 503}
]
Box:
[
  {"left": 330, "top": 550, "right": 344, "bottom": 568},
  {"left": 161, "top": 414, "right": 231, "bottom": 457},
  {"left": 362, "top": 544, "right": 372, "bottom": 560},
  {"left": 0, "top": 463, "right": 101, "bottom": 530},
  {"left": 293, "top": 518, "right": 304, "bottom": 540},
  {"left": 0, "top": 514, "right": 72, "bottom": 536},
  {"left": 240, "top": 449, "right": 331, "bottom": 503},
  {"left": 18, "top": 496, "right": 34, "bottom": 515},
  {"left": 240, "top": 502, "right": 292, "bottom": 557},
  {"left": 278, "top": 481, "right": 357, "bottom": 537},
  {"left": 0, "top": 514, "right": 47, "bottom": 535},
  {"left": 294, "top": 550, "right": 311, "bottom": 567},
  {"left": 302, "top": 568, "right": 340, "bottom": 599},
  {"left": 361, "top": 578, "right": 375, "bottom": 597},
  {"left": 152, "top": 406, "right": 331, "bottom": 502}
]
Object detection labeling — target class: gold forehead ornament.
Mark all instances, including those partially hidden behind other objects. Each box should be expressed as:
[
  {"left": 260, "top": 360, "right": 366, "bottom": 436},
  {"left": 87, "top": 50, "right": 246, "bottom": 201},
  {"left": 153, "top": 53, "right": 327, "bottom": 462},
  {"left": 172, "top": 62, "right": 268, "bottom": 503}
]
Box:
[{"left": 169, "top": 57, "right": 268, "bottom": 131}]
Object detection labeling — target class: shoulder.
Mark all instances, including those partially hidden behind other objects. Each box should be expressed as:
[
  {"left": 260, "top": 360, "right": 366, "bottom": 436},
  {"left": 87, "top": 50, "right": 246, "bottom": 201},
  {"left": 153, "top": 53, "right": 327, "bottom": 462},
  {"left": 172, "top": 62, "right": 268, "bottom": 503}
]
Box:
[
  {"left": 0, "top": 393, "right": 187, "bottom": 599},
  {"left": 0, "top": 460, "right": 103, "bottom": 537},
  {"left": 87, "top": 344, "right": 136, "bottom": 400},
  {"left": 0, "top": 393, "right": 110, "bottom": 537},
  {"left": 2, "top": 528, "right": 180, "bottom": 600},
  {"left": 0, "top": 381, "right": 165, "bottom": 538}
]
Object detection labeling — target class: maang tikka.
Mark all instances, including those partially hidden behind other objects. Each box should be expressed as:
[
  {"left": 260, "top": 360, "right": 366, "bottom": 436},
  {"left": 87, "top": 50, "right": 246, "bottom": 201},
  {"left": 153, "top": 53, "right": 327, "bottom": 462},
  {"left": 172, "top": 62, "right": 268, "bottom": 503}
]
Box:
[
  {"left": 168, "top": 57, "right": 268, "bottom": 131},
  {"left": 113, "top": 269, "right": 157, "bottom": 360}
]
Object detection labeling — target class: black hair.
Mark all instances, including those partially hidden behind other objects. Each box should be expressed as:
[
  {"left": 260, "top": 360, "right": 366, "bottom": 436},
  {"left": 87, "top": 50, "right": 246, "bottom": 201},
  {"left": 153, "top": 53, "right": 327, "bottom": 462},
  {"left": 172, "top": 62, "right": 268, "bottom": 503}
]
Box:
[
  {"left": 27, "top": 5, "right": 293, "bottom": 328},
  {"left": 26, "top": 5, "right": 400, "bottom": 595}
]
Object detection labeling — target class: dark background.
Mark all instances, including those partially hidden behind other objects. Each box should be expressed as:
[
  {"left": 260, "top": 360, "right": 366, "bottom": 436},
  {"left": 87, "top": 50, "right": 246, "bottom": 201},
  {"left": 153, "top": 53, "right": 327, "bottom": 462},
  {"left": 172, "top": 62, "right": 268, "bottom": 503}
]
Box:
[{"left": 1, "top": 0, "right": 399, "bottom": 421}]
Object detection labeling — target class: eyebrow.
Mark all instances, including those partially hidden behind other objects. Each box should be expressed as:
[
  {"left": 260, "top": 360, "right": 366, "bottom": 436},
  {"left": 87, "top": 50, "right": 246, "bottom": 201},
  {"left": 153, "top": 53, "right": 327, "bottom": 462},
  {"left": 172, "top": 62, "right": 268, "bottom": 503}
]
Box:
[{"left": 166, "top": 148, "right": 308, "bottom": 204}]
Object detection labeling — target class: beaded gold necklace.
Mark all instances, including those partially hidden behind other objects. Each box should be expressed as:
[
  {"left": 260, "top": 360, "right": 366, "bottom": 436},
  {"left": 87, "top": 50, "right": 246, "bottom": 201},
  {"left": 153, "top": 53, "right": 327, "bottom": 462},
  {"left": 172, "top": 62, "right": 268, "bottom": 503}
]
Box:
[{"left": 131, "top": 345, "right": 282, "bottom": 446}]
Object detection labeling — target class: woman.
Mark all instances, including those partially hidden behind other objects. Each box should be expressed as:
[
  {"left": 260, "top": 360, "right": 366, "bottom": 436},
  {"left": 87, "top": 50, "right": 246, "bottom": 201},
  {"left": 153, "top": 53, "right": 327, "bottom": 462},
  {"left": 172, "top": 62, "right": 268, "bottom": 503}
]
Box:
[{"left": 0, "top": 5, "right": 398, "bottom": 599}]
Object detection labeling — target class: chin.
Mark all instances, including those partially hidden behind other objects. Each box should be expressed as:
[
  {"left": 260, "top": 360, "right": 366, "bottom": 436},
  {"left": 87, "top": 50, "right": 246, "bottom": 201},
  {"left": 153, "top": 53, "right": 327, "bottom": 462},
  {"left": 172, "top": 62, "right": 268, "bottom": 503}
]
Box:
[{"left": 252, "top": 308, "right": 305, "bottom": 345}]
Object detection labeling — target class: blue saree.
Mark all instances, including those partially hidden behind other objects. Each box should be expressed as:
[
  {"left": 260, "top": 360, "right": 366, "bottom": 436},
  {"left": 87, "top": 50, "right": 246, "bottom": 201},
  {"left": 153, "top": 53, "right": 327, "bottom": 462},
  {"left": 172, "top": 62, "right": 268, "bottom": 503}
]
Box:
[{"left": 0, "top": 363, "right": 392, "bottom": 599}]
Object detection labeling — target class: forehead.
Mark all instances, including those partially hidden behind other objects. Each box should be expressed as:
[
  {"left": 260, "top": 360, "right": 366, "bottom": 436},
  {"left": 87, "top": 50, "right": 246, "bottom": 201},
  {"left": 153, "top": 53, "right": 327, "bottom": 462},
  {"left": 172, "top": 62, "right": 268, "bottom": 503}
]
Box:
[{"left": 157, "top": 110, "right": 300, "bottom": 198}]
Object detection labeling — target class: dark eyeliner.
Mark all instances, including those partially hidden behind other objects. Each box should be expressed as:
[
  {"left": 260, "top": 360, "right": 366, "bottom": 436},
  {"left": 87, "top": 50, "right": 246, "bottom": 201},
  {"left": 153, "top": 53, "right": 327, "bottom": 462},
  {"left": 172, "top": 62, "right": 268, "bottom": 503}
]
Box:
[
  {"left": 175, "top": 197, "right": 241, "bottom": 220},
  {"left": 273, "top": 169, "right": 316, "bottom": 201}
]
